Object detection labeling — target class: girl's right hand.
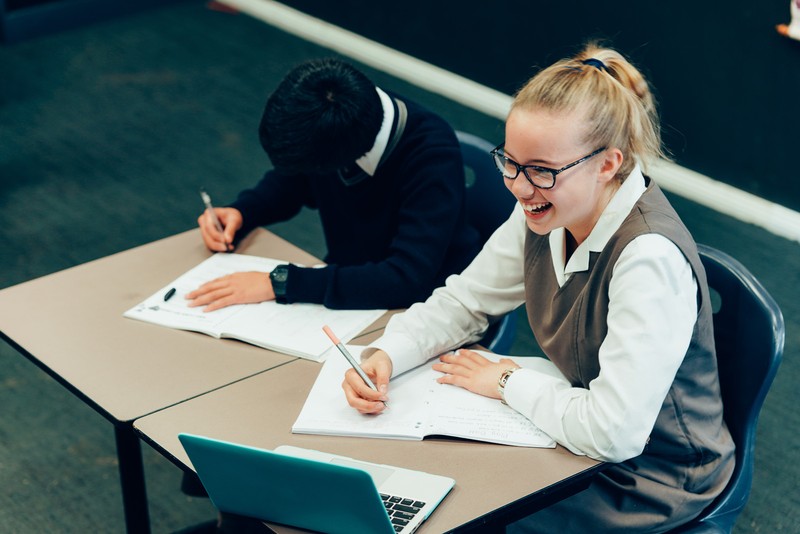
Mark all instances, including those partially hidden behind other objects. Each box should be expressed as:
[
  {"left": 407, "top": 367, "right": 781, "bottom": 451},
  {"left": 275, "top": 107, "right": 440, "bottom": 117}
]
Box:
[{"left": 342, "top": 350, "right": 392, "bottom": 414}]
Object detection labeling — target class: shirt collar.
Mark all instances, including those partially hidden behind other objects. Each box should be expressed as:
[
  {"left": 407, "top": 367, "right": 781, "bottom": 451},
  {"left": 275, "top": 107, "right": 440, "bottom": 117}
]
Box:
[
  {"left": 354, "top": 87, "right": 395, "bottom": 177},
  {"left": 549, "top": 165, "right": 647, "bottom": 281}
]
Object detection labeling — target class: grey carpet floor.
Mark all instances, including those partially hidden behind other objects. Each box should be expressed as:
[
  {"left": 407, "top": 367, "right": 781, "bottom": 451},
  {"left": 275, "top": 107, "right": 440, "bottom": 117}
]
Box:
[{"left": 0, "top": 2, "right": 797, "bottom": 532}]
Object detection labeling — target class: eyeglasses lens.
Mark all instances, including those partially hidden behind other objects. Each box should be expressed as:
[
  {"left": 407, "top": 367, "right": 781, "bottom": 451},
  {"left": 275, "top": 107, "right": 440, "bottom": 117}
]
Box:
[{"left": 492, "top": 152, "right": 517, "bottom": 179}]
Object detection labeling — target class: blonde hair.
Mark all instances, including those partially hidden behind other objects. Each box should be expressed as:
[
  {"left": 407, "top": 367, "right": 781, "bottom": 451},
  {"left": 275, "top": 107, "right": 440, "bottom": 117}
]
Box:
[{"left": 511, "top": 42, "right": 667, "bottom": 180}]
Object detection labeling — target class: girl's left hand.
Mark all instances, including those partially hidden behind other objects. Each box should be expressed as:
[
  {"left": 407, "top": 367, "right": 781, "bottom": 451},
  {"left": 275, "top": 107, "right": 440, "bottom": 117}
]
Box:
[{"left": 432, "top": 349, "right": 520, "bottom": 399}]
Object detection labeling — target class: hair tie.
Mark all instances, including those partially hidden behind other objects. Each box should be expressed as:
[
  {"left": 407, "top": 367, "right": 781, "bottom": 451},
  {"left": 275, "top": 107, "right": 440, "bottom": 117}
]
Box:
[{"left": 581, "top": 58, "right": 608, "bottom": 72}]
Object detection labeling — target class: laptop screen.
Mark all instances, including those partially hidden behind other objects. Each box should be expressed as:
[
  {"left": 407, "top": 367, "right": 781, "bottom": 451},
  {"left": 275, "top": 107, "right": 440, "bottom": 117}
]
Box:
[{"left": 179, "top": 433, "right": 454, "bottom": 534}]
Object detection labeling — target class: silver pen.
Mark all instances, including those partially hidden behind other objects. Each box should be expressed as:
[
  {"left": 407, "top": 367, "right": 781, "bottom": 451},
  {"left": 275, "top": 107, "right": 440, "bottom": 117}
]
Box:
[
  {"left": 323, "top": 325, "right": 387, "bottom": 407},
  {"left": 200, "top": 188, "right": 232, "bottom": 251}
]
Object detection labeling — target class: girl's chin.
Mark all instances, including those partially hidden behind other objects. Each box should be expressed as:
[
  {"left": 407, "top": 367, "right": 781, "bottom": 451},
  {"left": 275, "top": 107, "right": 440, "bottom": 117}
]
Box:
[{"left": 525, "top": 219, "right": 552, "bottom": 235}]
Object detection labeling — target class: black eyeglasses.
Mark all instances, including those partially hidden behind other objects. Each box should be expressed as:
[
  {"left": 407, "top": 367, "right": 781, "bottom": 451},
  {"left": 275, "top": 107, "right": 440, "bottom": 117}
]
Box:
[{"left": 490, "top": 144, "right": 607, "bottom": 189}]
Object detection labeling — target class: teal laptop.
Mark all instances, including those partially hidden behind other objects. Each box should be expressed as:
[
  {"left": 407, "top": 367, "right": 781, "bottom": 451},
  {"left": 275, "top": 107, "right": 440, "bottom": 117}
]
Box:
[{"left": 178, "top": 433, "right": 455, "bottom": 534}]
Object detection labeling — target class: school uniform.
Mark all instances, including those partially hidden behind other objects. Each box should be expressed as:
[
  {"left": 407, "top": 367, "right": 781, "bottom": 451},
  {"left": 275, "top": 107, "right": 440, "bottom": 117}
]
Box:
[
  {"left": 229, "top": 90, "right": 480, "bottom": 310},
  {"left": 367, "top": 167, "right": 735, "bottom": 532}
]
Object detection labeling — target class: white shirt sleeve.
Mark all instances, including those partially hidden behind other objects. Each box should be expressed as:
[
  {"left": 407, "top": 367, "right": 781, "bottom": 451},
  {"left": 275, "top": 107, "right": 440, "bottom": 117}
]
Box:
[
  {"left": 502, "top": 233, "right": 698, "bottom": 462},
  {"left": 364, "top": 204, "right": 528, "bottom": 376}
]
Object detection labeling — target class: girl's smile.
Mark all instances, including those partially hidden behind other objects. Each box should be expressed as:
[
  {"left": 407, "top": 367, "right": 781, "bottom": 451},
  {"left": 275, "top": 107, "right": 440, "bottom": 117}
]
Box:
[
  {"left": 503, "top": 106, "right": 621, "bottom": 244},
  {"left": 521, "top": 200, "right": 553, "bottom": 219}
]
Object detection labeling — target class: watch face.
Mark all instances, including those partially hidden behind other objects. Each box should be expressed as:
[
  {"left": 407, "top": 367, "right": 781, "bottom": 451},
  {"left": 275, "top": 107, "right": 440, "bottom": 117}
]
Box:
[{"left": 272, "top": 269, "right": 288, "bottom": 283}]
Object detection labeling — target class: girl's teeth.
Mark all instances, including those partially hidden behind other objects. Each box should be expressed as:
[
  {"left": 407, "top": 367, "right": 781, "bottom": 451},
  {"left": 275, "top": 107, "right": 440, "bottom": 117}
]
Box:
[{"left": 525, "top": 203, "right": 551, "bottom": 213}]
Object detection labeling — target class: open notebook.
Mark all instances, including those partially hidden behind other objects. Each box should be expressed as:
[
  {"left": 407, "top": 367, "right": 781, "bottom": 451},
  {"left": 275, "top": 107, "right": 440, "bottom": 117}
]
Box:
[
  {"left": 293, "top": 348, "right": 555, "bottom": 447},
  {"left": 123, "top": 253, "right": 385, "bottom": 361},
  {"left": 179, "top": 433, "right": 455, "bottom": 534}
]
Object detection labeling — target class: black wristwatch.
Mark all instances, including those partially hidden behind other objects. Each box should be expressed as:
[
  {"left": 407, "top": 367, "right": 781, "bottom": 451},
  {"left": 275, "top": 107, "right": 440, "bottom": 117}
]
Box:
[{"left": 269, "top": 264, "right": 290, "bottom": 304}]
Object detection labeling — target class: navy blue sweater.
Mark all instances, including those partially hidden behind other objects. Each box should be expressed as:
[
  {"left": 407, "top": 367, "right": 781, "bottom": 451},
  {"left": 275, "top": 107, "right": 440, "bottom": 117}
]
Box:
[{"left": 230, "top": 96, "right": 481, "bottom": 309}]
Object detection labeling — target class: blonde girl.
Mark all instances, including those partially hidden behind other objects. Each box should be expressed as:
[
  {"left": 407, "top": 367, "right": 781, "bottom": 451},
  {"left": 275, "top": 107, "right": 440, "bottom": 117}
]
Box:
[{"left": 344, "top": 43, "right": 734, "bottom": 532}]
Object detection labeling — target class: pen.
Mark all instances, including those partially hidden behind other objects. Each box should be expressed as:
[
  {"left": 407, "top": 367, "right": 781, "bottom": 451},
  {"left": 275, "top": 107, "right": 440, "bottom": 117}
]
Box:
[
  {"left": 200, "top": 188, "right": 232, "bottom": 252},
  {"left": 164, "top": 287, "right": 176, "bottom": 302},
  {"left": 322, "top": 325, "right": 387, "bottom": 407}
]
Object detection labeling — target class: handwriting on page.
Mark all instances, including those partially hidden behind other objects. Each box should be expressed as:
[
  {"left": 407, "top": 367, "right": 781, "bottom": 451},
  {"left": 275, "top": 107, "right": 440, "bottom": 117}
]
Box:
[
  {"left": 292, "top": 351, "right": 555, "bottom": 447},
  {"left": 426, "top": 366, "right": 554, "bottom": 447},
  {"left": 431, "top": 403, "right": 549, "bottom": 445}
]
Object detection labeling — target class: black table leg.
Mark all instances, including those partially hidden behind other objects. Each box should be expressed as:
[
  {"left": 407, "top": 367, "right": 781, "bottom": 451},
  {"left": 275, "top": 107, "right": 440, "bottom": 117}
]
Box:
[{"left": 115, "top": 424, "right": 151, "bottom": 534}]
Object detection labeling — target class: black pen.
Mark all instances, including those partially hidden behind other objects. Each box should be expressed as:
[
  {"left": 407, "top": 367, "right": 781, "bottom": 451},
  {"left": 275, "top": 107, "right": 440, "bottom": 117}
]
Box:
[{"left": 164, "top": 287, "right": 177, "bottom": 302}]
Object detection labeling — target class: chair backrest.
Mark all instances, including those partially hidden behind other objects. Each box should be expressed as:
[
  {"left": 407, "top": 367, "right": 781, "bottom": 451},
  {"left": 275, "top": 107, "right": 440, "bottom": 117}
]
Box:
[
  {"left": 456, "top": 131, "right": 518, "bottom": 354},
  {"left": 457, "top": 131, "right": 516, "bottom": 244},
  {"left": 684, "top": 244, "right": 784, "bottom": 531}
]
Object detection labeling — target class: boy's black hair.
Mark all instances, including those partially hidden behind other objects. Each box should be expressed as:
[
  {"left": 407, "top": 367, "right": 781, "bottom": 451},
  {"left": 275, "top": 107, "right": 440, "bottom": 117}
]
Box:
[{"left": 258, "top": 58, "right": 384, "bottom": 175}]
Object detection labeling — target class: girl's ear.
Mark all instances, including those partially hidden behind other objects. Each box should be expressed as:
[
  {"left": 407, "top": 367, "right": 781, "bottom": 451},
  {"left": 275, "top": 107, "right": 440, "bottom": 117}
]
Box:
[{"left": 598, "top": 148, "right": 624, "bottom": 183}]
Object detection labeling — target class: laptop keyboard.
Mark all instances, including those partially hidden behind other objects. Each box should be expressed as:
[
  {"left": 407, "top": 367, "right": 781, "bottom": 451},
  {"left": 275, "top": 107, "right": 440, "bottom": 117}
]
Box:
[{"left": 380, "top": 493, "right": 426, "bottom": 532}]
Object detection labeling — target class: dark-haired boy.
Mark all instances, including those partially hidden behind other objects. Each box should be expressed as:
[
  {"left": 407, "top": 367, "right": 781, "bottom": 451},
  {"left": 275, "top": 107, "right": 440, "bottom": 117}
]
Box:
[{"left": 188, "top": 57, "right": 480, "bottom": 310}]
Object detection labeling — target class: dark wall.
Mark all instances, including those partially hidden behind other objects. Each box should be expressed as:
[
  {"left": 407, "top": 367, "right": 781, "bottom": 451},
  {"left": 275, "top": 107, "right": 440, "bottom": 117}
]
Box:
[
  {"left": 0, "top": 0, "right": 185, "bottom": 43},
  {"left": 283, "top": 0, "right": 800, "bottom": 212}
]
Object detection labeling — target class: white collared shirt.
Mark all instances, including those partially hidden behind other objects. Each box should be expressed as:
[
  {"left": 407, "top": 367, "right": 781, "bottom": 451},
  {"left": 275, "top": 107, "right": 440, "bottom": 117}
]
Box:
[
  {"left": 549, "top": 161, "right": 649, "bottom": 285},
  {"left": 366, "top": 166, "right": 698, "bottom": 462},
  {"left": 354, "top": 87, "right": 395, "bottom": 176}
]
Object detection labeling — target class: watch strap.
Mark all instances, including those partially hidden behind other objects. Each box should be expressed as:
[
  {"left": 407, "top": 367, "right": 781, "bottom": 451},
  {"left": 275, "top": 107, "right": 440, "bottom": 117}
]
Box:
[
  {"left": 270, "top": 264, "right": 290, "bottom": 304},
  {"left": 497, "top": 367, "right": 520, "bottom": 405}
]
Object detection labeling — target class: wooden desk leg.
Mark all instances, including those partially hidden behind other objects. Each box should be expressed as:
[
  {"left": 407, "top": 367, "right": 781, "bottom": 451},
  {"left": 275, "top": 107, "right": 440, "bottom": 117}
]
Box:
[{"left": 115, "top": 424, "right": 151, "bottom": 534}]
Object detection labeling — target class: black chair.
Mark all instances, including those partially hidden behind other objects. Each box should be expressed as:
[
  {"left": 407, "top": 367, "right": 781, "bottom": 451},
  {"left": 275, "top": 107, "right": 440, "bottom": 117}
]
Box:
[
  {"left": 456, "top": 130, "right": 518, "bottom": 354},
  {"left": 672, "top": 244, "right": 784, "bottom": 533}
]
